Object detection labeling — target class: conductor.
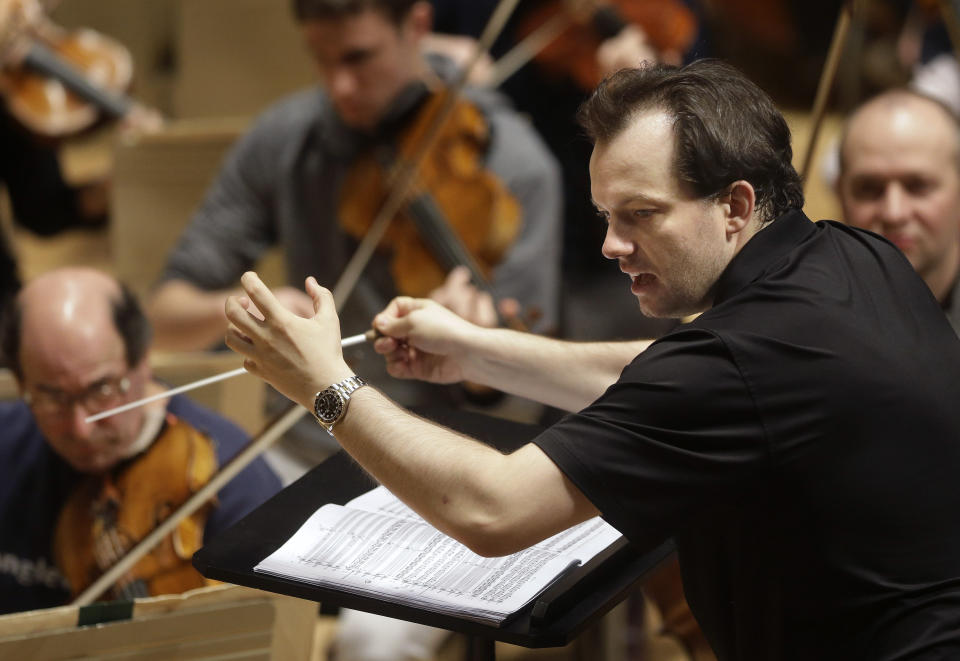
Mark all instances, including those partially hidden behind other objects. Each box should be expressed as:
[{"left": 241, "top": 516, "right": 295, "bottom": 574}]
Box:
[{"left": 224, "top": 60, "right": 960, "bottom": 659}]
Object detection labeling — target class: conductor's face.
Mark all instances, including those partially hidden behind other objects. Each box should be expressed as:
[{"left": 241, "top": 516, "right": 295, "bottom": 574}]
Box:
[
  {"left": 301, "top": 6, "right": 428, "bottom": 131},
  {"left": 591, "top": 110, "right": 735, "bottom": 319}
]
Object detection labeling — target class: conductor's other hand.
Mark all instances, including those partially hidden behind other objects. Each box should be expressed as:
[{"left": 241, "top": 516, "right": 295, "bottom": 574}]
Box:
[
  {"left": 225, "top": 272, "right": 353, "bottom": 410},
  {"left": 372, "top": 296, "right": 479, "bottom": 384}
]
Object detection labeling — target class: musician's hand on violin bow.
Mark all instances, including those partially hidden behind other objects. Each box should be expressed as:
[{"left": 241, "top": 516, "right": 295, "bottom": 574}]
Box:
[
  {"left": 421, "top": 33, "right": 495, "bottom": 86},
  {"left": 596, "top": 23, "right": 661, "bottom": 74},
  {"left": 225, "top": 272, "right": 354, "bottom": 410},
  {"left": 372, "top": 294, "right": 482, "bottom": 385},
  {"left": 428, "top": 265, "right": 519, "bottom": 329}
]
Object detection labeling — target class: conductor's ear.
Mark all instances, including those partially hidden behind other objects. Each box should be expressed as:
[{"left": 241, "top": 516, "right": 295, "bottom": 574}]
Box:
[{"left": 724, "top": 180, "right": 756, "bottom": 236}]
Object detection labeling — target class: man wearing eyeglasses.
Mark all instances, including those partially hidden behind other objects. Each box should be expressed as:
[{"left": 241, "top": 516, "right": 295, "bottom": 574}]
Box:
[{"left": 0, "top": 267, "right": 281, "bottom": 614}]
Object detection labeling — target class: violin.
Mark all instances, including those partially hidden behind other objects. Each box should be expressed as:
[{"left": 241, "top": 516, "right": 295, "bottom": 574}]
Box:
[
  {"left": 513, "top": 0, "right": 697, "bottom": 90},
  {"left": 53, "top": 413, "right": 217, "bottom": 601},
  {"left": 338, "top": 88, "right": 521, "bottom": 305},
  {"left": 0, "top": 0, "right": 159, "bottom": 138},
  {"left": 330, "top": 0, "right": 536, "bottom": 330}
]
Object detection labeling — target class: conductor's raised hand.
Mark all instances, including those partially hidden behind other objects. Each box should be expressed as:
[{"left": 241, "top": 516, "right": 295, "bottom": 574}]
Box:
[
  {"left": 224, "top": 272, "right": 354, "bottom": 410},
  {"left": 372, "top": 296, "right": 480, "bottom": 384}
]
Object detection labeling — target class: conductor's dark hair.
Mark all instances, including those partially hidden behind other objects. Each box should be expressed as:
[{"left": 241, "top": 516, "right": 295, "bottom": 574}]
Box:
[
  {"left": 292, "top": 0, "right": 418, "bottom": 24},
  {"left": 577, "top": 59, "right": 804, "bottom": 222},
  {"left": 0, "top": 283, "right": 152, "bottom": 380}
]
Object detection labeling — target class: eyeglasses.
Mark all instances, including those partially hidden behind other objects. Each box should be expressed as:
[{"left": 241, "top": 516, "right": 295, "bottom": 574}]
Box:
[{"left": 24, "top": 375, "right": 132, "bottom": 417}]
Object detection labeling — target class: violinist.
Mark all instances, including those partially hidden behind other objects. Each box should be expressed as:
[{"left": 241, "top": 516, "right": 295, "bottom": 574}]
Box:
[
  {"left": 147, "top": 0, "right": 562, "bottom": 364},
  {"left": 0, "top": 0, "right": 163, "bottom": 331},
  {"left": 0, "top": 267, "right": 281, "bottom": 614},
  {"left": 428, "top": 0, "right": 699, "bottom": 276}
]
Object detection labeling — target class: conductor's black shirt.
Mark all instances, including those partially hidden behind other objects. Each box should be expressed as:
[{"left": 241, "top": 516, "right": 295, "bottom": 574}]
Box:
[{"left": 534, "top": 209, "right": 960, "bottom": 660}]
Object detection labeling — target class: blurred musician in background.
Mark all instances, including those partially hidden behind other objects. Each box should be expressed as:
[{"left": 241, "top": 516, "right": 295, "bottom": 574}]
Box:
[
  {"left": 0, "top": 267, "right": 280, "bottom": 614},
  {"left": 427, "top": 0, "right": 700, "bottom": 277},
  {"left": 837, "top": 88, "right": 960, "bottom": 334},
  {"left": 147, "top": 0, "right": 562, "bottom": 356}
]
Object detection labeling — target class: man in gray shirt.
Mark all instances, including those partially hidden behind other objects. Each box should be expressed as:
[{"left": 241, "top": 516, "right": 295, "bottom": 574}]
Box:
[{"left": 149, "top": 0, "right": 562, "bottom": 355}]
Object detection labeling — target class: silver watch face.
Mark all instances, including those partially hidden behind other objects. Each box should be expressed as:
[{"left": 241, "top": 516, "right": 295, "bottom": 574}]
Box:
[{"left": 315, "top": 388, "right": 344, "bottom": 424}]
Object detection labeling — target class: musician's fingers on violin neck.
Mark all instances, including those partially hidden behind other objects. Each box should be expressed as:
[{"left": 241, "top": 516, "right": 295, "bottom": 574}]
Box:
[
  {"left": 120, "top": 104, "right": 164, "bottom": 135},
  {"left": 498, "top": 297, "right": 521, "bottom": 322},
  {"left": 469, "top": 290, "right": 497, "bottom": 329},
  {"left": 438, "top": 265, "right": 472, "bottom": 291}
]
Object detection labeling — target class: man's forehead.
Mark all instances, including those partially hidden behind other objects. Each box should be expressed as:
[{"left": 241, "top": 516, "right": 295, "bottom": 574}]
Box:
[
  {"left": 846, "top": 99, "right": 959, "bottom": 162},
  {"left": 590, "top": 110, "right": 678, "bottom": 199},
  {"left": 302, "top": 9, "right": 395, "bottom": 43},
  {"left": 593, "top": 111, "right": 672, "bottom": 162},
  {"left": 844, "top": 126, "right": 957, "bottom": 177},
  {"left": 20, "top": 329, "right": 126, "bottom": 389}
]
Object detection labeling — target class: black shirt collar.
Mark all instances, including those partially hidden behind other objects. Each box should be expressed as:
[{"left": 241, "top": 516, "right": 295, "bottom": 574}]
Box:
[{"left": 712, "top": 208, "right": 817, "bottom": 306}]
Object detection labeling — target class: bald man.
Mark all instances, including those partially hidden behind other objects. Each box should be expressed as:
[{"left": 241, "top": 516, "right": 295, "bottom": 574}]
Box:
[
  {"left": 838, "top": 89, "right": 960, "bottom": 334},
  {"left": 0, "top": 268, "right": 281, "bottom": 614}
]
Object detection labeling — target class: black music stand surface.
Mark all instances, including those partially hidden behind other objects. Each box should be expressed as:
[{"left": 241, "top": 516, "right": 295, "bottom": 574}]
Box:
[{"left": 194, "top": 407, "right": 674, "bottom": 660}]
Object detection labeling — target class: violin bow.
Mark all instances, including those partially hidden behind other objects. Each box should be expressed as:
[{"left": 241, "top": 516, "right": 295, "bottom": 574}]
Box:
[
  {"left": 330, "top": 0, "right": 523, "bottom": 313},
  {"left": 85, "top": 330, "right": 378, "bottom": 424},
  {"left": 799, "top": 0, "right": 859, "bottom": 184},
  {"left": 486, "top": 0, "right": 617, "bottom": 90},
  {"left": 485, "top": 10, "right": 573, "bottom": 89},
  {"left": 72, "top": 403, "right": 306, "bottom": 607}
]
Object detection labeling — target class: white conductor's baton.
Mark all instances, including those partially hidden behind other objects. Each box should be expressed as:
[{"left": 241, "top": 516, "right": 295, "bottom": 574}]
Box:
[{"left": 84, "top": 329, "right": 378, "bottom": 423}]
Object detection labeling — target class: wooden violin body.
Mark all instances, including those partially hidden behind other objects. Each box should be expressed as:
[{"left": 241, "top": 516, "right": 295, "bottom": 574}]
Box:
[
  {"left": 0, "top": 0, "right": 145, "bottom": 138},
  {"left": 339, "top": 90, "right": 521, "bottom": 298},
  {"left": 54, "top": 414, "right": 217, "bottom": 601},
  {"left": 516, "top": 0, "right": 698, "bottom": 90}
]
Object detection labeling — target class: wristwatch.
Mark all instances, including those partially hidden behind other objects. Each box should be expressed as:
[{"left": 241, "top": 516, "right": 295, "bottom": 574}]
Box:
[{"left": 312, "top": 375, "right": 367, "bottom": 435}]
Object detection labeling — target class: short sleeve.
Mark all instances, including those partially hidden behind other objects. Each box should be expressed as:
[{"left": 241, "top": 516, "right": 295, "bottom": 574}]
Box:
[{"left": 533, "top": 328, "right": 768, "bottom": 545}]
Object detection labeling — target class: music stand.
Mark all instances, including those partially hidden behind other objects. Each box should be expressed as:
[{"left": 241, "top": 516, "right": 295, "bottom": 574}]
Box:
[{"left": 194, "top": 407, "right": 674, "bottom": 661}]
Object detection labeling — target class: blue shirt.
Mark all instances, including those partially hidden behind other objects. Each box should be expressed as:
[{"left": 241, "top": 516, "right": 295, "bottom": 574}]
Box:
[{"left": 0, "top": 394, "right": 281, "bottom": 614}]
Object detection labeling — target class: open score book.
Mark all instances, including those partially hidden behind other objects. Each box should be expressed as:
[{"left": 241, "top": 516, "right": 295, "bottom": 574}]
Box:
[{"left": 254, "top": 486, "right": 624, "bottom": 625}]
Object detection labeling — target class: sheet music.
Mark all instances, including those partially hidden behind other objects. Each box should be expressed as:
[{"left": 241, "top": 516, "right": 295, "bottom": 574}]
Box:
[{"left": 255, "top": 486, "right": 622, "bottom": 624}]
